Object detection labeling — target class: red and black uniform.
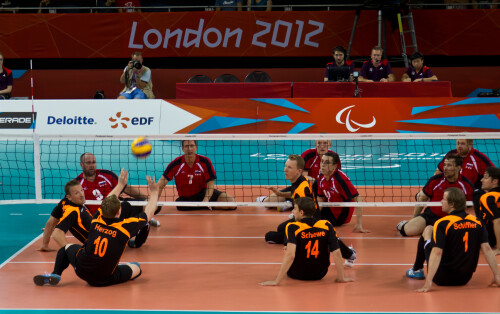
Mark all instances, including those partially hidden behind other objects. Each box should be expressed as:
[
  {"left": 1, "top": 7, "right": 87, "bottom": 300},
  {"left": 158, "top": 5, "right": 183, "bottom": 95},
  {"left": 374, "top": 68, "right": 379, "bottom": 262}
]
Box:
[
  {"left": 301, "top": 148, "right": 340, "bottom": 180},
  {"left": 286, "top": 218, "right": 339, "bottom": 280},
  {"left": 437, "top": 148, "right": 494, "bottom": 188},
  {"left": 315, "top": 169, "right": 359, "bottom": 226},
  {"left": 475, "top": 187, "right": 500, "bottom": 247},
  {"left": 163, "top": 154, "right": 221, "bottom": 210},
  {"left": 425, "top": 211, "right": 487, "bottom": 286},
  {"left": 51, "top": 198, "right": 92, "bottom": 243},
  {"left": 420, "top": 173, "right": 474, "bottom": 225},
  {"left": 0, "top": 66, "right": 13, "bottom": 99},
  {"left": 67, "top": 210, "right": 148, "bottom": 287},
  {"left": 75, "top": 170, "right": 120, "bottom": 215}
]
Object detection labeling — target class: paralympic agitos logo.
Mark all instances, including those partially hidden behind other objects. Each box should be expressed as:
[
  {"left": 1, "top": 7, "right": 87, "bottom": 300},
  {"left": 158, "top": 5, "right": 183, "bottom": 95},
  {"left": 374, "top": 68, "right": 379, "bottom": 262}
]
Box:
[
  {"left": 0, "top": 112, "right": 36, "bottom": 129},
  {"left": 336, "top": 105, "right": 376, "bottom": 132}
]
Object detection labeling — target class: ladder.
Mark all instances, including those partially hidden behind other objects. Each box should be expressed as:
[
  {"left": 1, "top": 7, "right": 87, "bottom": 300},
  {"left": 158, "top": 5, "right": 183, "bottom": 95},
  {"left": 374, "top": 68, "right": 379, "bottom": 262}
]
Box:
[{"left": 397, "top": 12, "right": 418, "bottom": 68}]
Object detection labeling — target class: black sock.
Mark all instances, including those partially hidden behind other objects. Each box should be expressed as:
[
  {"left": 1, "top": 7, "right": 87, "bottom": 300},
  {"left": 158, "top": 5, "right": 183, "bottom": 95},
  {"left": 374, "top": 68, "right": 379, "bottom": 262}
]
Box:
[
  {"left": 338, "top": 238, "right": 353, "bottom": 259},
  {"left": 399, "top": 223, "right": 408, "bottom": 237},
  {"left": 412, "top": 236, "right": 426, "bottom": 271},
  {"left": 52, "top": 246, "right": 70, "bottom": 276}
]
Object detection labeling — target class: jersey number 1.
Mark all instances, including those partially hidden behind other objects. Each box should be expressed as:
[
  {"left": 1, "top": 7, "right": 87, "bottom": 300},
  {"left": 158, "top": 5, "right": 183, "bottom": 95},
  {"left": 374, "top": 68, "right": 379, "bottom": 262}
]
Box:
[
  {"left": 463, "top": 232, "right": 468, "bottom": 252},
  {"left": 305, "top": 240, "right": 319, "bottom": 258},
  {"left": 93, "top": 236, "right": 109, "bottom": 257}
]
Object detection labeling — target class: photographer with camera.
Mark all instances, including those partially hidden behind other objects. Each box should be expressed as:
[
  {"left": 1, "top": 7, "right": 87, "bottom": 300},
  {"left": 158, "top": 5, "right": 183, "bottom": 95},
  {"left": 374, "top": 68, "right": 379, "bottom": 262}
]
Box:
[{"left": 118, "top": 51, "right": 154, "bottom": 100}]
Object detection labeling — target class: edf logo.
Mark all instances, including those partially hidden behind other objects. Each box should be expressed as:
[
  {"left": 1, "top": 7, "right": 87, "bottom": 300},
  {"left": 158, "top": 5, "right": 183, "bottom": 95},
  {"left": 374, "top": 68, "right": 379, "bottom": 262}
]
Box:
[{"left": 131, "top": 117, "right": 154, "bottom": 125}]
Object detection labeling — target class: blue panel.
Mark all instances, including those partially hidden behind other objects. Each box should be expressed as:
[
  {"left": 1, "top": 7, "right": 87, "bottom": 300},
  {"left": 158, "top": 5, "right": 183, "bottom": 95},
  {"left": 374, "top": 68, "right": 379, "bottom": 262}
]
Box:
[
  {"left": 269, "top": 115, "right": 293, "bottom": 123},
  {"left": 287, "top": 122, "right": 314, "bottom": 134},
  {"left": 446, "top": 97, "right": 500, "bottom": 106},
  {"left": 410, "top": 106, "right": 442, "bottom": 115},
  {"left": 12, "top": 70, "right": 27, "bottom": 79},
  {"left": 396, "top": 130, "right": 429, "bottom": 133},
  {"left": 189, "top": 116, "right": 264, "bottom": 133},
  {"left": 251, "top": 98, "right": 309, "bottom": 113},
  {"left": 397, "top": 114, "right": 500, "bottom": 129},
  {"left": 467, "top": 88, "right": 493, "bottom": 97}
]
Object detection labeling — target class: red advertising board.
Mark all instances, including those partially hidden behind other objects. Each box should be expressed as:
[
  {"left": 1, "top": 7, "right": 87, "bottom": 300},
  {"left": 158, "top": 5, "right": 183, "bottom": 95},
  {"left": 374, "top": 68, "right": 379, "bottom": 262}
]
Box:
[{"left": 1, "top": 10, "right": 499, "bottom": 58}]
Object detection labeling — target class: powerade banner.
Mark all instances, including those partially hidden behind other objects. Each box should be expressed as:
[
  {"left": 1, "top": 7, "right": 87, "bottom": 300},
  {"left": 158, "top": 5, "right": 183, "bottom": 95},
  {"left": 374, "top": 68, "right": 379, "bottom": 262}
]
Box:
[
  {"left": 0, "top": 10, "right": 499, "bottom": 58},
  {"left": 1, "top": 98, "right": 499, "bottom": 135}
]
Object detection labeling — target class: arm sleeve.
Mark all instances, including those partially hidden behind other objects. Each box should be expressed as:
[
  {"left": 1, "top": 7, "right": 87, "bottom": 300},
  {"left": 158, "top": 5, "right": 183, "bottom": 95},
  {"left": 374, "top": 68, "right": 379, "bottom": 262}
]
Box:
[
  {"left": 432, "top": 220, "right": 447, "bottom": 249},
  {"left": 140, "top": 69, "right": 151, "bottom": 83},
  {"left": 55, "top": 210, "right": 78, "bottom": 233},
  {"left": 50, "top": 199, "right": 65, "bottom": 219},
  {"left": 286, "top": 223, "right": 298, "bottom": 245},
  {"left": 327, "top": 222, "right": 340, "bottom": 252},
  {"left": 385, "top": 61, "right": 393, "bottom": 75}
]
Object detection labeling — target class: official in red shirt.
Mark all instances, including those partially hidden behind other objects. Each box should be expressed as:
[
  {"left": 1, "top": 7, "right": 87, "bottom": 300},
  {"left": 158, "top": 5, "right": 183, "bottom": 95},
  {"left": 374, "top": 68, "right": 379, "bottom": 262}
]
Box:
[
  {"left": 315, "top": 151, "right": 369, "bottom": 233},
  {"left": 157, "top": 140, "right": 236, "bottom": 210}
]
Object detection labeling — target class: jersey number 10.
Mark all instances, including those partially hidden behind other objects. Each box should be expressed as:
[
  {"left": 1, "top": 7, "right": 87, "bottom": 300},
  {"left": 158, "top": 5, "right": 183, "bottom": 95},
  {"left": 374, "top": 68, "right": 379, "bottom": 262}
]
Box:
[{"left": 93, "top": 236, "right": 109, "bottom": 257}]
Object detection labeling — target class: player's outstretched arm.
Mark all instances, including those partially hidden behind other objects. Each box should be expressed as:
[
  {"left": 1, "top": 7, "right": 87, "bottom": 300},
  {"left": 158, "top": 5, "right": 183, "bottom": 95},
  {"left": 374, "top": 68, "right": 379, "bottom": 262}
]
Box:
[
  {"left": 52, "top": 228, "right": 68, "bottom": 248},
  {"left": 260, "top": 243, "right": 296, "bottom": 286},
  {"left": 416, "top": 247, "right": 442, "bottom": 292},
  {"left": 480, "top": 242, "right": 500, "bottom": 286},
  {"left": 144, "top": 176, "right": 159, "bottom": 221},
  {"left": 413, "top": 192, "right": 429, "bottom": 218},
  {"left": 108, "top": 168, "right": 129, "bottom": 198},
  {"left": 38, "top": 216, "right": 59, "bottom": 251},
  {"left": 352, "top": 195, "right": 370, "bottom": 233},
  {"left": 332, "top": 249, "right": 353, "bottom": 283},
  {"left": 156, "top": 175, "right": 169, "bottom": 202}
]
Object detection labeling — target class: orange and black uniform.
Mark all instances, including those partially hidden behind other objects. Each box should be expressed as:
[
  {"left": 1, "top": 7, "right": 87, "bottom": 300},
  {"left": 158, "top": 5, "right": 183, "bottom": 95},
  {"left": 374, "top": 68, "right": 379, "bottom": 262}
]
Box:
[
  {"left": 425, "top": 211, "right": 488, "bottom": 286},
  {"left": 57, "top": 209, "right": 148, "bottom": 287},
  {"left": 286, "top": 218, "right": 339, "bottom": 280},
  {"left": 475, "top": 187, "right": 500, "bottom": 247},
  {"left": 51, "top": 198, "right": 92, "bottom": 243}
]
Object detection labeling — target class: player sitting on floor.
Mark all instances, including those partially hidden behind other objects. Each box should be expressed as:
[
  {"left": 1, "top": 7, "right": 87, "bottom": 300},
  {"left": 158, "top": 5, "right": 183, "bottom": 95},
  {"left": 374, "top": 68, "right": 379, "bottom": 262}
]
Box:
[
  {"left": 409, "top": 188, "right": 500, "bottom": 292},
  {"left": 33, "top": 169, "right": 159, "bottom": 287},
  {"left": 260, "top": 197, "right": 354, "bottom": 286}
]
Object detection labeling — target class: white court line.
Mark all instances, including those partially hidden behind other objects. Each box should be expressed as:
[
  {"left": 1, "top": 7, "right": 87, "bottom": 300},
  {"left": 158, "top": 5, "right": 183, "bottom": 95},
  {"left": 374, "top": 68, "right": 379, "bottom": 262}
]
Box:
[
  {"left": 9, "top": 213, "right": 23, "bottom": 216},
  {"left": 147, "top": 236, "right": 417, "bottom": 240},
  {"left": 0, "top": 233, "right": 43, "bottom": 270},
  {"left": 7, "top": 261, "right": 493, "bottom": 267}
]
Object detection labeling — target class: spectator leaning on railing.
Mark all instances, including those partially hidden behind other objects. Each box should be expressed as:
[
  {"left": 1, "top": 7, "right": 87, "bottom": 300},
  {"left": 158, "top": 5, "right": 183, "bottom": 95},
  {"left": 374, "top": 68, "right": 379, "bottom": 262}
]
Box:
[
  {"left": 216, "top": 0, "right": 242, "bottom": 11},
  {"left": 247, "top": 0, "right": 271, "bottom": 11}
]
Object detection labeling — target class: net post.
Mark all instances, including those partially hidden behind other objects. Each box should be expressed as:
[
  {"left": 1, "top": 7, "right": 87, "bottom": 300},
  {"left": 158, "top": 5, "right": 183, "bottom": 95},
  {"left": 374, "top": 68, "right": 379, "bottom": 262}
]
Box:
[{"left": 33, "top": 133, "right": 43, "bottom": 203}]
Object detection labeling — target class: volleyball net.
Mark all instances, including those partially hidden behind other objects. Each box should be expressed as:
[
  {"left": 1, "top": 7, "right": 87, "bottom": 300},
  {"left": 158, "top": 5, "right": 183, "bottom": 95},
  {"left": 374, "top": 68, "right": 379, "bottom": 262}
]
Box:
[{"left": 1, "top": 133, "right": 499, "bottom": 208}]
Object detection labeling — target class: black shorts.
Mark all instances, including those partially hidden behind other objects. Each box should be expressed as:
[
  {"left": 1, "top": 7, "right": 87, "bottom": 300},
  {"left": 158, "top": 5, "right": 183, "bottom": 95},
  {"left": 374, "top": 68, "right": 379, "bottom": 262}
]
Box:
[
  {"left": 321, "top": 207, "right": 354, "bottom": 226},
  {"left": 176, "top": 188, "right": 222, "bottom": 211},
  {"left": 84, "top": 264, "right": 134, "bottom": 287},
  {"left": 119, "top": 199, "right": 144, "bottom": 219},
  {"left": 424, "top": 241, "right": 473, "bottom": 286},
  {"left": 419, "top": 208, "right": 442, "bottom": 226}
]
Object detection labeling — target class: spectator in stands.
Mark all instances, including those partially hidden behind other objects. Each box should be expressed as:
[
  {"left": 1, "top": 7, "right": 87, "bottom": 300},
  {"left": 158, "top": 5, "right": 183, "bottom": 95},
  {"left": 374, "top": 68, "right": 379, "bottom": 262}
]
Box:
[
  {"left": 247, "top": 0, "right": 271, "bottom": 11},
  {"left": 96, "top": 0, "right": 118, "bottom": 12},
  {"left": 115, "top": 0, "right": 142, "bottom": 12},
  {"left": 216, "top": 0, "right": 242, "bottom": 11},
  {"left": 402, "top": 52, "right": 438, "bottom": 82},
  {"left": 358, "top": 46, "right": 395, "bottom": 82},
  {"left": 38, "top": 0, "right": 56, "bottom": 13},
  {"left": 324, "top": 46, "right": 355, "bottom": 82},
  {"left": 118, "top": 51, "right": 154, "bottom": 99},
  {"left": 0, "top": 52, "right": 13, "bottom": 100}
]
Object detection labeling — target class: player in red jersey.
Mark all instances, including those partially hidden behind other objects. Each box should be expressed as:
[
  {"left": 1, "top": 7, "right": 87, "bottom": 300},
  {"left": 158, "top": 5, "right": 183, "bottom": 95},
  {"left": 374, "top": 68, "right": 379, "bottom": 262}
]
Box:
[
  {"left": 398, "top": 154, "right": 474, "bottom": 238},
  {"left": 301, "top": 139, "right": 341, "bottom": 182},
  {"left": 157, "top": 140, "right": 236, "bottom": 210},
  {"left": 315, "top": 151, "right": 369, "bottom": 233},
  {"left": 435, "top": 139, "right": 494, "bottom": 188}
]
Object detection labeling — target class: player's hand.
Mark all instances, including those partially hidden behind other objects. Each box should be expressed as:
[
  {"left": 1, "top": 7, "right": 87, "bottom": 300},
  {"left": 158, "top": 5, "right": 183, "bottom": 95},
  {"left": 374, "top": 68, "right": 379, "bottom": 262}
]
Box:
[
  {"left": 37, "top": 246, "right": 55, "bottom": 252},
  {"left": 489, "top": 274, "right": 500, "bottom": 287},
  {"left": 493, "top": 248, "right": 500, "bottom": 256},
  {"left": 118, "top": 168, "right": 129, "bottom": 186},
  {"left": 335, "top": 277, "right": 354, "bottom": 283},
  {"left": 416, "top": 281, "right": 432, "bottom": 292},
  {"left": 267, "top": 186, "right": 279, "bottom": 194},
  {"left": 260, "top": 280, "right": 279, "bottom": 286},
  {"left": 146, "top": 176, "right": 158, "bottom": 194},
  {"left": 352, "top": 224, "right": 370, "bottom": 233}
]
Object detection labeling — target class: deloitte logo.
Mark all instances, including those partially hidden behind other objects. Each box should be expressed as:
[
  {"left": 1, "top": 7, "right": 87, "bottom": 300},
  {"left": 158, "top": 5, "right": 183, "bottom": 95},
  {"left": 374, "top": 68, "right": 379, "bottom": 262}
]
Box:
[{"left": 47, "top": 116, "right": 96, "bottom": 125}]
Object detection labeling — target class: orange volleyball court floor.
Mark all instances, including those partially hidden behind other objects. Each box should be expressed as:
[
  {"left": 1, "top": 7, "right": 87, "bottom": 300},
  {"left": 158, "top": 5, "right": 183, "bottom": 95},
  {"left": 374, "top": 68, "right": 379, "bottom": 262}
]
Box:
[{"left": 1, "top": 205, "right": 499, "bottom": 314}]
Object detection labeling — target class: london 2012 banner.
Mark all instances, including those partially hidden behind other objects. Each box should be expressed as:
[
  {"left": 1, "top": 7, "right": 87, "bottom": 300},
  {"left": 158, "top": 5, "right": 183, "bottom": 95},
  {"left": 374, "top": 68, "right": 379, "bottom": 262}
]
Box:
[{"left": 1, "top": 10, "right": 499, "bottom": 59}]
